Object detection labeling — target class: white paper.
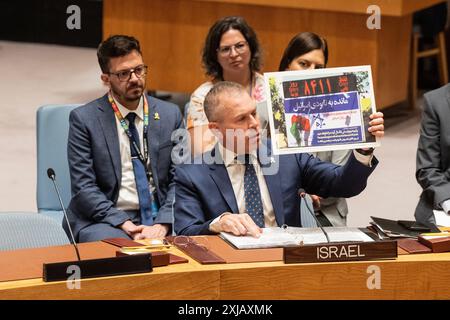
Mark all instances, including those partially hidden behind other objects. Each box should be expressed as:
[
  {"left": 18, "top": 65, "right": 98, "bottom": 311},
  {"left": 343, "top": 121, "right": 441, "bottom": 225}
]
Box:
[
  {"left": 220, "top": 227, "right": 373, "bottom": 249},
  {"left": 421, "top": 234, "right": 450, "bottom": 240},
  {"left": 289, "top": 227, "right": 374, "bottom": 245},
  {"left": 220, "top": 228, "right": 303, "bottom": 249},
  {"left": 433, "top": 210, "right": 450, "bottom": 227}
]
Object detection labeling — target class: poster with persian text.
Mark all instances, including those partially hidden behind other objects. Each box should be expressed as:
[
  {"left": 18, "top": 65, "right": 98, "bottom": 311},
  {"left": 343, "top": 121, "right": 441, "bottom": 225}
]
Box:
[{"left": 264, "top": 65, "right": 380, "bottom": 155}]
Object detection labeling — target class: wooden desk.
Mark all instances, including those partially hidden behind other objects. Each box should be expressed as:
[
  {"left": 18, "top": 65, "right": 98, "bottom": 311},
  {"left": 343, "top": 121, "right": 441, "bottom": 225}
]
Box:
[
  {"left": 103, "top": 0, "right": 443, "bottom": 109},
  {"left": 1, "top": 246, "right": 450, "bottom": 299}
]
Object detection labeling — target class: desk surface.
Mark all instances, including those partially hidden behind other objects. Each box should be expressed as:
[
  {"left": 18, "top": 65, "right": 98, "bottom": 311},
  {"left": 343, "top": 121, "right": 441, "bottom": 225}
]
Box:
[{"left": 1, "top": 244, "right": 450, "bottom": 299}]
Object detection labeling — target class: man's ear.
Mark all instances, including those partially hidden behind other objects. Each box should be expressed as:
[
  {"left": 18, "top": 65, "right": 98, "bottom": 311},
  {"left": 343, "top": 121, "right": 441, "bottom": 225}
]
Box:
[
  {"left": 208, "top": 121, "right": 218, "bottom": 131},
  {"left": 100, "top": 74, "right": 111, "bottom": 88}
]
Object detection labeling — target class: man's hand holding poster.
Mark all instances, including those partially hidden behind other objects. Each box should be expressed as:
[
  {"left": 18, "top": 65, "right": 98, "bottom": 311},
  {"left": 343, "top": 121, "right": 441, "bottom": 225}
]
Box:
[{"left": 265, "top": 66, "right": 380, "bottom": 155}]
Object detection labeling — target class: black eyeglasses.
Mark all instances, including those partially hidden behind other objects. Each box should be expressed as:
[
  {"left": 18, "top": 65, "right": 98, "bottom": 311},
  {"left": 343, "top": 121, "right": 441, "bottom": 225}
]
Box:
[
  {"left": 109, "top": 65, "right": 148, "bottom": 82},
  {"left": 173, "top": 236, "right": 210, "bottom": 252},
  {"left": 217, "top": 41, "right": 248, "bottom": 57}
]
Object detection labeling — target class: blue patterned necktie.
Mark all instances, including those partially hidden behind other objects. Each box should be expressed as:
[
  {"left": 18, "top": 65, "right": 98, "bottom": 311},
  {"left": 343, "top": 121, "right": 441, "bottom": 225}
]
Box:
[
  {"left": 125, "top": 112, "right": 154, "bottom": 225},
  {"left": 243, "top": 155, "right": 265, "bottom": 228}
]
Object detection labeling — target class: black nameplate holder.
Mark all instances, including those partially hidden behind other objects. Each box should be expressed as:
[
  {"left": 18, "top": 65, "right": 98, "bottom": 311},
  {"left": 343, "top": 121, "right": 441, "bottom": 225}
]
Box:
[
  {"left": 284, "top": 240, "right": 397, "bottom": 264},
  {"left": 43, "top": 253, "right": 152, "bottom": 282}
]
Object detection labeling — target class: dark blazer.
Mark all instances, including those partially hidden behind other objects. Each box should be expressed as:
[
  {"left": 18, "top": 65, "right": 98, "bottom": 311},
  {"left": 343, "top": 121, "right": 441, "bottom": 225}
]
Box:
[
  {"left": 415, "top": 84, "right": 450, "bottom": 226},
  {"left": 65, "top": 93, "right": 184, "bottom": 240},
  {"left": 174, "top": 142, "right": 378, "bottom": 235}
]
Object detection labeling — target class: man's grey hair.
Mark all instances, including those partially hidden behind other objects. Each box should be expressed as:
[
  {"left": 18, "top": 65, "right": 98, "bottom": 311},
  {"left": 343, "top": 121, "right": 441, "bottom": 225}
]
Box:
[{"left": 204, "top": 81, "right": 246, "bottom": 122}]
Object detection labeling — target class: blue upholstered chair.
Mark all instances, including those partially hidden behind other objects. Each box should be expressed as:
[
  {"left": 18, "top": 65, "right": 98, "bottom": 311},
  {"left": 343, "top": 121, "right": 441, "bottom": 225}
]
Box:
[
  {"left": 36, "top": 105, "right": 80, "bottom": 223},
  {"left": 0, "top": 212, "right": 70, "bottom": 251}
]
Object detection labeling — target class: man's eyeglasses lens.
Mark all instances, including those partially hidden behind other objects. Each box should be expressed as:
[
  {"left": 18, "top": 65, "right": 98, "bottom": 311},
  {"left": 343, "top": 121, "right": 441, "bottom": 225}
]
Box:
[
  {"left": 111, "top": 65, "right": 148, "bottom": 82},
  {"left": 173, "top": 236, "right": 209, "bottom": 251},
  {"left": 217, "top": 41, "right": 248, "bottom": 56}
]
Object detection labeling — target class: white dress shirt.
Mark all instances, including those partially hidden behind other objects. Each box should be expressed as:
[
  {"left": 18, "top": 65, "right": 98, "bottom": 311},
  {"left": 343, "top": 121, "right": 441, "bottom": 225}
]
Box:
[
  {"left": 113, "top": 96, "right": 155, "bottom": 211},
  {"left": 441, "top": 199, "right": 450, "bottom": 214},
  {"left": 209, "top": 145, "right": 277, "bottom": 232}
]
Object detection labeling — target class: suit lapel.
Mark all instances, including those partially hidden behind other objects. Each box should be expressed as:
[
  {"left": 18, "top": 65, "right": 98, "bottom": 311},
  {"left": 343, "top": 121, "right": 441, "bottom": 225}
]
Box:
[
  {"left": 208, "top": 147, "right": 239, "bottom": 214},
  {"left": 97, "top": 94, "right": 121, "bottom": 183},
  {"left": 259, "top": 141, "right": 285, "bottom": 226},
  {"left": 446, "top": 85, "right": 450, "bottom": 111},
  {"left": 146, "top": 95, "right": 161, "bottom": 188}
]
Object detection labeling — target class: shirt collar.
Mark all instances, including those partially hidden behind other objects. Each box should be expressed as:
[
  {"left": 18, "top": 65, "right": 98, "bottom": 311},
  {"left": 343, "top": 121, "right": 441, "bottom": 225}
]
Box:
[
  {"left": 218, "top": 143, "right": 258, "bottom": 167},
  {"left": 113, "top": 95, "right": 144, "bottom": 121}
]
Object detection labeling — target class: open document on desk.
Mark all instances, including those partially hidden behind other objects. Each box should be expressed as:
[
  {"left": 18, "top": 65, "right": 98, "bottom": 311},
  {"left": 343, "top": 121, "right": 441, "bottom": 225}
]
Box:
[
  {"left": 433, "top": 210, "right": 450, "bottom": 227},
  {"left": 220, "top": 227, "right": 374, "bottom": 249}
]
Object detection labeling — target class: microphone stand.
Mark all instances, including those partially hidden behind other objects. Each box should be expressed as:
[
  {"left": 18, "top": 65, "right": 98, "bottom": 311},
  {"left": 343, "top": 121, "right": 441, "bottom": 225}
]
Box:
[
  {"left": 299, "top": 190, "right": 330, "bottom": 243},
  {"left": 48, "top": 169, "right": 80, "bottom": 260},
  {"left": 42, "top": 168, "right": 153, "bottom": 282}
]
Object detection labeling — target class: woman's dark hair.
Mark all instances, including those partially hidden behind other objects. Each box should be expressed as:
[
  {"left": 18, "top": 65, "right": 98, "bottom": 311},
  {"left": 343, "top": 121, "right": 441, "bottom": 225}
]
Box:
[
  {"left": 278, "top": 32, "right": 328, "bottom": 71},
  {"left": 202, "top": 16, "right": 262, "bottom": 80},
  {"left": 97, "top": 35, "right": 142, "bottom": 73}
]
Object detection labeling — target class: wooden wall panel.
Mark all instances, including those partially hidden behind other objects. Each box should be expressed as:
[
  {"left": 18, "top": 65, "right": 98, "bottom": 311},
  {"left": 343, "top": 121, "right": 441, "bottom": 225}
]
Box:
[
  {"left": 376, "top": 15, "right": 413, "bottom": 107},
  {"left": 194, "top": 0, "right": 444, "bottom": 16},
  {"left": 103, "top": 0, "right": 440, "bottom": 109}
]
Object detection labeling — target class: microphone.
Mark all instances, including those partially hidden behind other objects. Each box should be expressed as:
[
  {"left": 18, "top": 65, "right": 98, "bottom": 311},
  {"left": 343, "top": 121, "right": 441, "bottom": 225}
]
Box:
[
  {"left": 298, "top": 188, "right": 330, "bottom": 243},
  {"left": 47, "top": 168, "right": 81, "bottom": 261},
  {"left": 43, "top": 168, "right": 152, "bottom": 282}
]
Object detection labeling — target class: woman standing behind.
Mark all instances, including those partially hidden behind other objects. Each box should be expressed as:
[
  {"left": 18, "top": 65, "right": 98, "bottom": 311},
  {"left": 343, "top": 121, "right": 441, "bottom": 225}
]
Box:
[
  {"left": 279, "top": 32, "right": 351, "bottom": 227},
  {"left": 187, "top": 16, "right": 267, "bottom": 156}
]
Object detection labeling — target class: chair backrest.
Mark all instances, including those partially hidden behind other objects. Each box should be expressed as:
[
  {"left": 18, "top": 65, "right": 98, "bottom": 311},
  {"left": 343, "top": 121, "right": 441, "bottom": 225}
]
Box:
[
  {"left": 0, "top": 212, "right": 70, "bottom": 251},
  {"left": 36, "top": 105, "right": 80, "bottom": 222}
]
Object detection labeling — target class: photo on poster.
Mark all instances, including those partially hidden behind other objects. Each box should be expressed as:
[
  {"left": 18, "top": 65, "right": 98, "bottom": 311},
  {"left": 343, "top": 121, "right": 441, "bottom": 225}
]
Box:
[{"left": 264, "top": 65, "right": 380, "bottom": 155}]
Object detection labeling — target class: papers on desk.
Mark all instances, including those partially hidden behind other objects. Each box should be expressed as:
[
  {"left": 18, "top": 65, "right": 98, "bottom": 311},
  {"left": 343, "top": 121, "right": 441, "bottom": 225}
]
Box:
[
  {"left": 297, "top": 227, "right": 374, "bottom": 244},
  {"left": 220, "top": 227, "right": 373, "bottom": 249},
  {"left": 370, "top": 216, "right": 420, "bottom": 238},
  {"left": 433, "top": 210, "right": 450, "bottom": 227},
  {"left": 220, "top": 228, "right": 303, "bottom": 249},
  {"left": 119, "top": 239, "right": 172, "bottom": 255}
]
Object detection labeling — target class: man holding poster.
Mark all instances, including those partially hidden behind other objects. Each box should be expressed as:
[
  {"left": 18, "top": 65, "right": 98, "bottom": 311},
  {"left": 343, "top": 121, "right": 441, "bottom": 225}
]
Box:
[{"left": 173, "top": 81, "right": 384, "bottom": 237}]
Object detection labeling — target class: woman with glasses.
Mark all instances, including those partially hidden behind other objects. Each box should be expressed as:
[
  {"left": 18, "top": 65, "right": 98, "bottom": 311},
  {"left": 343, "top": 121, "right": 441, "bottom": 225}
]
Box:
[
  {"left": 187, "top": 16, "right": 267, "bottom": 156},
  {"left": 279, "top": 32, "right": 352, "bottom": 227}
]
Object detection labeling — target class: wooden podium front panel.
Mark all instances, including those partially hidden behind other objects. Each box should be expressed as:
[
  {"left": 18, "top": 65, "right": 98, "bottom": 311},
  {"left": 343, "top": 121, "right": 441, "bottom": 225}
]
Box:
[
  {"left": 218, "top": 259, "right": 450, "bottom": 299},
  {"left": 0, "top": 271, "right": 220, "bottom": 300},
  {"left": 2, "top": 249, "right": 450, "bottom": 299}
]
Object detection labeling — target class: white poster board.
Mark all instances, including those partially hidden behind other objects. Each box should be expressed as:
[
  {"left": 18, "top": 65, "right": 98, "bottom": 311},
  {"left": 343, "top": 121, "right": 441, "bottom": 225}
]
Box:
[{"left": 264, "top": 65, "right": 380, "bottom": 155}]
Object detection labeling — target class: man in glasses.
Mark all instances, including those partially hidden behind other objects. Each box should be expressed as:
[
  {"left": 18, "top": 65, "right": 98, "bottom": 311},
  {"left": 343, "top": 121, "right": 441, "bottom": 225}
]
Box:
[
  {"left": 65, "top": 35, "right": 184, "bottom": 242},
  {"left": 174, "top": 81, "right": 384, "bottom": 236}
]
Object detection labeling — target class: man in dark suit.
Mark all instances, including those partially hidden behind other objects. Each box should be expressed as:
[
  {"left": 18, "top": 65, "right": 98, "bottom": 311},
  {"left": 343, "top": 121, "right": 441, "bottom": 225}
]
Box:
[
  {"left": 174, "top": 81, "right": 384, "bottom": 236},
  {"left": 66, "top": 35, "right": 184, "bottom": 242},
  {"left": 415, "top": 84, "right": 450, "bottom": 226}
]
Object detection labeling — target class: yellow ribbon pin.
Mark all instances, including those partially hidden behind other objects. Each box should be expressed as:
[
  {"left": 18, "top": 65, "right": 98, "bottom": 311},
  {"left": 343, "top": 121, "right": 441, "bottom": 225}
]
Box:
[{"left": 154, "top": 112, "right": 160, "bottom": 120}]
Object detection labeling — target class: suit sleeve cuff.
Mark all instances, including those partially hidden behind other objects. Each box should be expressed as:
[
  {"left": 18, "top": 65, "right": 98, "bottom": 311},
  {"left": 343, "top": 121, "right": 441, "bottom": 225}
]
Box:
[
  {"left": 353, "top": 150, "right": 374, "bottom": 167},
  {"left": 209, "top": 212, "right": 231, "bottom": 233},
  {"left": 441, "top": 199, "right": 450, "bottom": 213},
  {"left": 103, "top": 210, "right": 131, "bottom": 228}
]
